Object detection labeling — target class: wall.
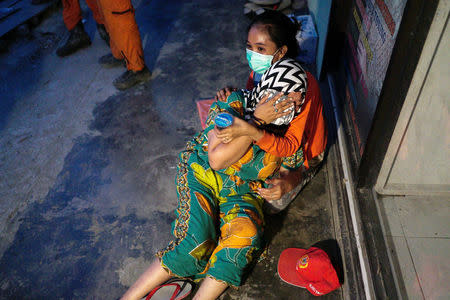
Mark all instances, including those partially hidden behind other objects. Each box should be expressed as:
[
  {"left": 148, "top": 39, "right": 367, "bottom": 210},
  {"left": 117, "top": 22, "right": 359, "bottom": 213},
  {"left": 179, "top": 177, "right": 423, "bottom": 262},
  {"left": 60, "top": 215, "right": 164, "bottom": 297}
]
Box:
[
  {"left": 375, "top": 1, "right": 450, "bottom": 195},
  {"left": 307, "top": 0, "right": 332, "bottom": 78},
  {"left": 342, "top": 0, "right": 408, "bottom": 157}
]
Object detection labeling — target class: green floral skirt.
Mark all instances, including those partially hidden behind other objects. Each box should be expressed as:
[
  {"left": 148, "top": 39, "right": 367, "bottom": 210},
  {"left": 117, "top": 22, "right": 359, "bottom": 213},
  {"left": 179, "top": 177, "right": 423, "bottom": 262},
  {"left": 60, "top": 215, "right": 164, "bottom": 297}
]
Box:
[{"left": 157, "top": 91, "right": 303, "bottom": 287}]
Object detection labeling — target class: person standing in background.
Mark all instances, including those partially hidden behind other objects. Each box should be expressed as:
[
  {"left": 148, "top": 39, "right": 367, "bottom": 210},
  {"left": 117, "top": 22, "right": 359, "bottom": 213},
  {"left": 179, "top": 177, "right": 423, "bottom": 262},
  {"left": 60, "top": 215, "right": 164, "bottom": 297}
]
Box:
[
  {"left": 56, "top": 0, "right": 109, "bottom": 57},
  {"left": 96, "top": 0, "right": 151, "bottom": 90}
]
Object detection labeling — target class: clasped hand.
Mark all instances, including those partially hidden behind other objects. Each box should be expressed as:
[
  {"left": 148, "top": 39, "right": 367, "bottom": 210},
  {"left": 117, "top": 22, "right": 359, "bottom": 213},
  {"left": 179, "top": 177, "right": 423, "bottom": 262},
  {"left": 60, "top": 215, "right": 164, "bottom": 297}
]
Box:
[
  {"left": 214, "top": 117, "right": 248, "bottom": 144},
  {"left": 257, "top": 167, "right": 302, "bottom": 201},
  {"left": 253, "top": 92, "right": 295, "bottom": 124},
  {"left": 213, "top": 91, "right": 298, "bottom": 144}
]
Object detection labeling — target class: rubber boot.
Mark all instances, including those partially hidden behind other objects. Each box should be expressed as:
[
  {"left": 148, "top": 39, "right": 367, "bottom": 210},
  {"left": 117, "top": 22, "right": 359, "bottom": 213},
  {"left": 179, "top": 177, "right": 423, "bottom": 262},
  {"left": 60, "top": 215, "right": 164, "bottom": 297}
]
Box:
[
  {"left": 98, "top": 53, "right": 125, "bottom": 68},
  {"left": 56, "top": 21, "right": 91, "bottom": 57},
  {"left": 113, "top": 67, "right": 151, "bottom": 90}
]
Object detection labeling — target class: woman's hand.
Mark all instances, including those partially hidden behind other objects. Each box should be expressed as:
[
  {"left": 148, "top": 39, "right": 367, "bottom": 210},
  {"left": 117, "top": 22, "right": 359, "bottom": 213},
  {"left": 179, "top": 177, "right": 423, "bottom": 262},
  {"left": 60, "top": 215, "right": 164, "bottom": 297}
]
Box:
[
  {"left": 253, "top": 92, "right": 295, "bottom": 124},
  {"left": 215, "top": 87, "right": 237, "bottom": 101},
  {"left": 207, "top": 124, "right": 254, "bottom": 171},
  {"left": 257, "top": 167, "right": 303, "bottom": 201},
  {"left": 214, "top": 117, "right": 252, "bottom": 143}
]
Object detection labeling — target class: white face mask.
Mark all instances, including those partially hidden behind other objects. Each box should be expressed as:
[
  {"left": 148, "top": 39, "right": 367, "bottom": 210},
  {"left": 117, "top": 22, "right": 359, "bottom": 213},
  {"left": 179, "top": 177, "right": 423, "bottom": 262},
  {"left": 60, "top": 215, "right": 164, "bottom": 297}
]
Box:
[{"left": 246, "top": 48, "right": 280, "bottom": 74}]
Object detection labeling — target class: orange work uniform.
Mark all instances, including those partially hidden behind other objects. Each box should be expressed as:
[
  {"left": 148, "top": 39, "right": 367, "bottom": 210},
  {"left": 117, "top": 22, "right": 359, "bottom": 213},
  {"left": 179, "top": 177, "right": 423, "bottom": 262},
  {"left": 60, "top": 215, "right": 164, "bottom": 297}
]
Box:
[
  {"left": 97, "top": 0, "right": 146, "bottom": 72},
  {"left": 255, "top": 71, "right": 328, "bottom": 169},
  {"left": 62, "top": 0, "right": 104, "bottom": 31}
]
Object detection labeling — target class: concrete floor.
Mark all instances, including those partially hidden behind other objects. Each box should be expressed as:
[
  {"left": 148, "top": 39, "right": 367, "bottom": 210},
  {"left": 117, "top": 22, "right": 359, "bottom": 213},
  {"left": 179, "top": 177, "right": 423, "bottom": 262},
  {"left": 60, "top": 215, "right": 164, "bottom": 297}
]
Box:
[
  {"left": 0, "top": 1, "right": 344, "bottom": 299},
  {"left": 378, "top": 195, "right": 450, "bottom": 299}
]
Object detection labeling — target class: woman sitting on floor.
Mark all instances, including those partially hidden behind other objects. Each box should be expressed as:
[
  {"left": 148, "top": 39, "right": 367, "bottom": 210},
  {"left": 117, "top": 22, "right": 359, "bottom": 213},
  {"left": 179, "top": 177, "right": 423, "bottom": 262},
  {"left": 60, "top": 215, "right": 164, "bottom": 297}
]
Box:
[
  {"left": 120, "top": 10, "right": 327, "bottom": 300},
  {"left": 215, "top": 10, "right": 327, "bottom": 213}
]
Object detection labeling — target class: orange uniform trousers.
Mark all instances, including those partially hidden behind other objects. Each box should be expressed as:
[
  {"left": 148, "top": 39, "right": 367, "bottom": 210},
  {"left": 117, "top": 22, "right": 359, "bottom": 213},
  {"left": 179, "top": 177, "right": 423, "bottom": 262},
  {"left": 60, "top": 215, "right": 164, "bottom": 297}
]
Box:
[
  {"left": 97, "top": 0, "right": 146, "bottom": 72},
  {"left": 62, "top": 0, "right": 104, "bottom": 31}
]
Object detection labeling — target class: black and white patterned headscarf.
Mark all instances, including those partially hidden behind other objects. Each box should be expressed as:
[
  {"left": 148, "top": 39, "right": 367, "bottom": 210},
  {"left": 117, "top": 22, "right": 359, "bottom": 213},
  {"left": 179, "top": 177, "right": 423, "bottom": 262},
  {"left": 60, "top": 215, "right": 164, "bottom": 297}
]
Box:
[{"left": 244, "top": 58, "right": 307, "bottom": 125}]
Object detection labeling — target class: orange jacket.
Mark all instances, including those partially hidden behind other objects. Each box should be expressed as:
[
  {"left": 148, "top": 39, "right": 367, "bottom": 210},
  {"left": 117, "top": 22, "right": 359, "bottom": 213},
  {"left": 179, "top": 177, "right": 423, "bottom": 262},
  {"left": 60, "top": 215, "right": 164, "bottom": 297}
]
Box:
[{"left": 255, "top": 71, "right": 327, "bottom": 169}]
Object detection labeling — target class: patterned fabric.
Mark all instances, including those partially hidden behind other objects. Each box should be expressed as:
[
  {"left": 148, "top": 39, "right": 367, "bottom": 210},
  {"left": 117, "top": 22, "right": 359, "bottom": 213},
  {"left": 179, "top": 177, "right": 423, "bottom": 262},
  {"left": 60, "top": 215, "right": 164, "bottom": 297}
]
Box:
[
  {"left": 281, "top": 146, "right": 304, "bottom": 170},
  {"left": 243, "top": 58, "right": 307, "bottom": 125},
  {"left": 157, "top": 91, "right": 291, "bottom": 287}
]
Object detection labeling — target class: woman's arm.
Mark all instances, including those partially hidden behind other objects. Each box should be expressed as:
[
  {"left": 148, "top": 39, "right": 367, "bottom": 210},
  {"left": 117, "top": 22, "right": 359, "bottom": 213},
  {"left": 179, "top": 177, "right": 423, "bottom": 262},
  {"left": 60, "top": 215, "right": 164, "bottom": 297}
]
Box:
[
  {"left": 254, "top": 107, "right": 308, "bottom": 157},
  {"left": 214, "top": 92, "right": 293, "bottom": 144},
  {"left": 253, "top": 90, "right": 311, "bottom": 157},
  {"left": 213, "top": 111, "right": 305, "bottom": 158},
  {"left": 214, "top": 117, "right": 264, "bottom": 144},
  {"left": 257, "top": 166, "right": 303, "bottom": 201},
  {"left": 207, "top": 124, "right": 254, "bottom": 170},
  {"left": 216, "top": 92, "right": 311, "bottom": 158}
]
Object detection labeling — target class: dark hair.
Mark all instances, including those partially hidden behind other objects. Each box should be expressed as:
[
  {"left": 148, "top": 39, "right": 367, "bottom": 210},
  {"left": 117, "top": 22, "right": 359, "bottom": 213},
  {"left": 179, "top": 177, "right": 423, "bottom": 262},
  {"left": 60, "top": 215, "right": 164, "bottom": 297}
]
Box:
[{"left": 248, "top": 10, "right": 300, "bottom": 58}]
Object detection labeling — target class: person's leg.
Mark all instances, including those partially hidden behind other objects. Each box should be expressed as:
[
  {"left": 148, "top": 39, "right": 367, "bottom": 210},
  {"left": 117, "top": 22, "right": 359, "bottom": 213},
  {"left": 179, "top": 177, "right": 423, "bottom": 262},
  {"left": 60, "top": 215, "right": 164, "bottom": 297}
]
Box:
[
  {"left": 190, "top": 191, "right": 265, "bottom": 298},
  {"left": 95, "top": 0, "right": 128, "bottom": 70},
  {"left": 195, "top": 193, "right": 265, "bottom": 297},
  {"left": 62, "top": 0, "right": 82, "bottom": 31},
  {"left": 120, "top": 259, "right": 171, "bottom": 300},
  {"left": 96, "top": 0, "right": 123, "bottom": 59},
  {"left": 98, "top": 36, "right": 125, "bottom": 68},
  {"left": 157, "top": 154, "right": 220, "bottom": 278},
  {"left": 96, "top": 0, "right": 149, "bottom": 89},
  {"left": 85, "top": 0, "right": 109, "bottom": 44},
  {"left": 121, "top": 147, "right": 220, "bottom": 299},
  {"left": 85, "top": 0, "right": 104, "bottom": 26},
  {"left": 102, "top": 0, "right": 145, "bottom": 72},
  {"left": 193, "top": 277, "right": 228, "bottom": 300},
  {"left": 205, "top": 213, "right": 263, "bottom": 286},
  {"left": 57, "top": 0, "right": 91, "bottom": 57}
]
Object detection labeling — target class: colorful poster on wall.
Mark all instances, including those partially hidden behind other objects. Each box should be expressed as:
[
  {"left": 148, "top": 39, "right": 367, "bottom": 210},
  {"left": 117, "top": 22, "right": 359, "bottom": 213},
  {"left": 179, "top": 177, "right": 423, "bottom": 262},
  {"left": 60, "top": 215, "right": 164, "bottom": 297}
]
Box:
[{"left": 344, "top": 0, "right": 407, "bottom": 156}]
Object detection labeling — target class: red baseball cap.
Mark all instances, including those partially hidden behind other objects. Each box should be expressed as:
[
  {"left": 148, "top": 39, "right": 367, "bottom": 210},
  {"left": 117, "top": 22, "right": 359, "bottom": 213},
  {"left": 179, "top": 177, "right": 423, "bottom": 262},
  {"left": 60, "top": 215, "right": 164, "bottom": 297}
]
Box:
[{"left": 277, "top": 247, "right": 341, "bottom": 296}]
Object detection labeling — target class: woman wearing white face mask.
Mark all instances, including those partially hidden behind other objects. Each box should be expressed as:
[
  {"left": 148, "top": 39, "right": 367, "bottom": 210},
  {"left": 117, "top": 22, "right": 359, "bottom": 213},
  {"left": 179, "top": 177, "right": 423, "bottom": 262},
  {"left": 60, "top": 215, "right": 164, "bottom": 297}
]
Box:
[
  {"left": 215, "top": 10, "right": 327, "bottom": 213},
  {"left": 246, "top": 47, "right": 281, "bottom": 74},
  {"left": 120, "top": 11, "right": 328, "bottom": 300},
  {"left": 245, "top": 12, "right": 297, "bottom": 81},
  {"left": 217, "top": 9, "right": 301, "bottom": 99}
]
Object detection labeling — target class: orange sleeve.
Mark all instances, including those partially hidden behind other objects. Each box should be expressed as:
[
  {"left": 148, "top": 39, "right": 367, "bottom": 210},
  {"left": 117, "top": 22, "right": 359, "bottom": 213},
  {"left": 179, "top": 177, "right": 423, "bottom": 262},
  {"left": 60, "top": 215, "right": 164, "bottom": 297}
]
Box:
[
  {"left": 255, "top": 97, "right": 312, "bottom": 157},
  {"left": 246, "top": 71, "right": 255, "bottom": 90}
]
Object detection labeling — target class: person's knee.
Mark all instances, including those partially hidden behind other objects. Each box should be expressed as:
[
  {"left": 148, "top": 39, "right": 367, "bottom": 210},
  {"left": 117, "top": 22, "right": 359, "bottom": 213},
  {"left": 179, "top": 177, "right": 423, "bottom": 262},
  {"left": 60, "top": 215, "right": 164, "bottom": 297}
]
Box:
[
  {"left": 159, "top": 237, "right": 216, "bottom": 277},
  {"left": 221, "top": 216, "right": 260, "bottom": 248}
]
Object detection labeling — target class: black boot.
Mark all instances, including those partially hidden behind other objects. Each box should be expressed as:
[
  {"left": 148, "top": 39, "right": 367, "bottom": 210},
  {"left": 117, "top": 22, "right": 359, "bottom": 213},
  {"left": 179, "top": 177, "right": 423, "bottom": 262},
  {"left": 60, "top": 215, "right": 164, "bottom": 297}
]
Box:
[
  {"left": 113, "top": 67, "right": 151, "bottom": 90},
  {"left": 98, "top": 53, "right": 125, "bottom": 68},
  {"left": 96, "top": 23, "right": 110, "bottom": 45},
  {"left": 56, "top": 21, "right": 91, "bottom": 57}
]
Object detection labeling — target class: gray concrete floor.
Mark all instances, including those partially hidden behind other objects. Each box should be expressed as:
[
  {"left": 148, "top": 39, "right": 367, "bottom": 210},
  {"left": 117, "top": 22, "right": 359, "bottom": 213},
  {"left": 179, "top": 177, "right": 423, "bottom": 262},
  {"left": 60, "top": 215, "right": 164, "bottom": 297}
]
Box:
[{"left": 0, "top": 1, "right": 344, "bottom": 299}]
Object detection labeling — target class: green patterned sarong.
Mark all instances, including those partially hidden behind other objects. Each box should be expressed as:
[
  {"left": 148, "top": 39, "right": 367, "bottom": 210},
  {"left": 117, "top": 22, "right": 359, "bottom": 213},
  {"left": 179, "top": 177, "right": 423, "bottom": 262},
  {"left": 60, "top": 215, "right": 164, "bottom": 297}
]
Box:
[{"left": 157, "top": 91, "right": 304, "bottom": 287}]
